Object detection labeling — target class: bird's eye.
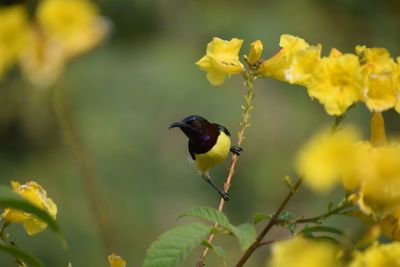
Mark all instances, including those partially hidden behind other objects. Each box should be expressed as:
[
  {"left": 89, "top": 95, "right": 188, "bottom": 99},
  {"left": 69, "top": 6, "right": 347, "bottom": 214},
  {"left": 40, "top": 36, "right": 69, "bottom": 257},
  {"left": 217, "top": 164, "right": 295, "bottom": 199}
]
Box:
[{"left": 192, "top": 120, "right": 199, "bottom": 126}]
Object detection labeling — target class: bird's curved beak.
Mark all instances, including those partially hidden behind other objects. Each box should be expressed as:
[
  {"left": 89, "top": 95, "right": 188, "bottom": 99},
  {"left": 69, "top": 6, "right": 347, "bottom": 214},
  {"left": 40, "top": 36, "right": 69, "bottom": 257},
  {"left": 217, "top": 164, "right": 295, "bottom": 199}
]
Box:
[{"left": 169, "top": 121, "right": 186, "bottom": 129}]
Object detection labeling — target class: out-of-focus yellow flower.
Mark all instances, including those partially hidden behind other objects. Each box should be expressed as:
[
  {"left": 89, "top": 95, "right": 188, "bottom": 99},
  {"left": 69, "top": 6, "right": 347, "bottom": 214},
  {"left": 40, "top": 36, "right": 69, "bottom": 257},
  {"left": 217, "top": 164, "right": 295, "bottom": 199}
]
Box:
[
  {"left": 247, "top": 40, "right": 263, "bottom": 65},
  {"left": 307, "top": 49, "right": 363, "bottom": 115},
  {"left": 1, "top": 181, "right": 57, "bottom": 235},
  {"left": 0, "top": 5, "right": 29, "bottom": 78},
  {"left": 356, "top": 46, "right": 399, "bottom": 112},
  {"left": 196, "top": 37, "right": 244, "bottom": 85},
  {"left": 267, "top": 235, "right": 341, "bottom": 267},
  {"left": 357, "top": 144, "right": 400, "bottom": 217},
  {"left": 20, "top": 28, "right": 66, "bottom": 89},
  {"left": 377, "top": 216, "right": 400, "bottom": 241},
  {"left": 258, "top": 34, "right": 321, "bottom": 86},
  {"left": 108, "top": 254, "right": 126, "bottom": 267},
  {"left": 349, "top": 242, "right": 400, "bottom": 267},
  {"left": 295, "top": 127, "right": 361, "bottom": 193},
  {"left": 36, "top": 0, "right": 109, "bottom": 59},
  {"left": 354, "top": 224, "right": 381, "bottom": 248}
]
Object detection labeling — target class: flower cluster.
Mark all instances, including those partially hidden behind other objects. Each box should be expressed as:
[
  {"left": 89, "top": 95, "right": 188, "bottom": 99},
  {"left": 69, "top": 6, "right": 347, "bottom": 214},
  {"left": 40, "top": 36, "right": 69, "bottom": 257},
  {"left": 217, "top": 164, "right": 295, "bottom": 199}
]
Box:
[
  {"left": 196, "top": 34, "right": 400, "bottom": 116},
  {"left": 1, "top": 181, "right": 57, "bottom": 235},
  {"left": 295, "top": 112, "right": 400, "bottom": 242},
  {"left": 258, "top": 34, "right": 400, "bottom": 115},
  {"left": 0, "top": 0, "right": 109, "bottom": 88},
  {"left": 268, "top": 235, "right": 400, "bottom": 267}
]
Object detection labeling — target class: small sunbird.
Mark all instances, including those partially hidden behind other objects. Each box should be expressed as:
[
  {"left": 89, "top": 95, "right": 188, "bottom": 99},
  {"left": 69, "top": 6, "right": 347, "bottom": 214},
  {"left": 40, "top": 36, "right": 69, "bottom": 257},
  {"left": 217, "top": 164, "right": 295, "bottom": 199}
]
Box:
[{"left": 169, "top": 115, "right": 242, "bottom": 201}]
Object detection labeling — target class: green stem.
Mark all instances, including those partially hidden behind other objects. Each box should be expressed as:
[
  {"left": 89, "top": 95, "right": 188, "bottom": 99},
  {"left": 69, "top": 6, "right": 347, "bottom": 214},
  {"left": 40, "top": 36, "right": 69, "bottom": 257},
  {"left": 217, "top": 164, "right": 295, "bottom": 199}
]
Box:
[
  {"left": 196, "top": 70, "right": 256, "bottom": 267},
  {"left": 0, "top": 223, "right": 26, "bottom": 266},
  {"left": 51, "top": 82, "right": 118, "bottom": 255}
]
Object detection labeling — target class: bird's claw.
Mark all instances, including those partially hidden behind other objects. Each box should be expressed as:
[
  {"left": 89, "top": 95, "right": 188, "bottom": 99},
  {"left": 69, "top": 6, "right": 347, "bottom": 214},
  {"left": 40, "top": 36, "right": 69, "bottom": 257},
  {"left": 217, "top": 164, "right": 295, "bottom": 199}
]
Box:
[
  {"left": 230, "top": 146, "right": 243, "bottom": 156},
  {"left": 220, "top": 191, "right": 229, "bottom": 201}
]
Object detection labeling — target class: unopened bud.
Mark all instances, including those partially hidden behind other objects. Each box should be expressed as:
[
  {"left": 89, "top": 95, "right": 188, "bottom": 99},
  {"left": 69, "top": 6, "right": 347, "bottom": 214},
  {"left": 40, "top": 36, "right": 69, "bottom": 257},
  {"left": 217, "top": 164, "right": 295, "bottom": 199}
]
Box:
[{"left": 247, "top": 40, "right": 263, "bottom": 65}]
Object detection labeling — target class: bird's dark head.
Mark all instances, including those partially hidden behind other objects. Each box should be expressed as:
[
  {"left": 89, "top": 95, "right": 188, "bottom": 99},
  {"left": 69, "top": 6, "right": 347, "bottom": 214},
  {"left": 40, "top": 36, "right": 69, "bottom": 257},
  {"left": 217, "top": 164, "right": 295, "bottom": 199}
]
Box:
[{"left": 169, "top": 115, "right": 210, "bottom": 139}]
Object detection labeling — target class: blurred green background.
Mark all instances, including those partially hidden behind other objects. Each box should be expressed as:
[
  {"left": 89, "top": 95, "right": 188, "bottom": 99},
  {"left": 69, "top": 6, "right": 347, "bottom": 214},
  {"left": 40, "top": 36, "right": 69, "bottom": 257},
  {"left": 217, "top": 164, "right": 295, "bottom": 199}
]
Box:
[{"left": 1, "top": 0, "right": 400, "bottom": 266}]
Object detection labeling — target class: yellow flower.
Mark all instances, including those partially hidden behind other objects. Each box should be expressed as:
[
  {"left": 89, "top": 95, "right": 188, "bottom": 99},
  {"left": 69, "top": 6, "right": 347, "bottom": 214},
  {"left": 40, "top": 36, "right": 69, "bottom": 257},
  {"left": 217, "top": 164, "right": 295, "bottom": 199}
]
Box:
[
  {"left": 258, "top": 34, "right": 321, "bottom": 86},
  {"left": 0, "top": 5, "right": 29, "bottom": 78},
  {"left": 195, "top": 37, "right": 244, "bottom": 85},
  {"left": 307, "top": 49, "right": 363, "bottom": 115},
  {"left": 356, "top": 46, "right": 399, "bottom": 112},
  {"left": 285, "top": 44, "right": 322, "bottom": 86},
  {"left": 349, "top": 242, "right": 400, "bottom": 267},
  {"left": 20, "top": 28, "right": 66, "bottom": 89},
  {"left": 377, "top": 216, "right": 400, "bottom": 241},
  {"left": 357, "top": 144, "right": 400, "bottom": 217},
  {"left": 247, "top": 40, "right": 263, "bottom": 65},
  {"left": 108, "top": 254, "right": 126, "bottom": 267},
  {"left": 1, "top": 181, "right": 57, "bottom": 235},
  {"left": 295, "top": 127, "right": 361, "bottom": 193},
  {"left": 267, "top": 235, "right": 341, "bottom": 267},
  {"left": 36, "top": 0, "right": 109, "bottom": 59}
]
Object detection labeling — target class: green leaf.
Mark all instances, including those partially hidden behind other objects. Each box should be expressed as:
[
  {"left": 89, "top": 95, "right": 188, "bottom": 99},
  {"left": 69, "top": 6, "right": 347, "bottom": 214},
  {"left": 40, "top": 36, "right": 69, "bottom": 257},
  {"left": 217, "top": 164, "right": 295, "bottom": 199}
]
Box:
[
  {"left": 277, "top": 211, "right": 297, "bottom": 235},
  {"left": 201, "top": 241, "right": 225, "bottom": 260},
  {"left": 300, "top": 226, "right": 344, "bottom": 236},
  {"left": 253, "top": 213, "right": 271, "bottom": 224},
  {"left": 143, "top": 222, "right": 213, "bottom": 267},
  {"left": 0, "top": 243, "right": 44, "bottom": 267},
  {"left": 178, "top": 207, "right": 230, "bottom": 229},
  {"left": 0, "top": 185, "right": 65, "bottom": 247},
  {"left": 230, "top": 223, "right": 257, "bottom": 251},
  {"left": 179, "top": 207, "right": 257, "bottom": 251}
]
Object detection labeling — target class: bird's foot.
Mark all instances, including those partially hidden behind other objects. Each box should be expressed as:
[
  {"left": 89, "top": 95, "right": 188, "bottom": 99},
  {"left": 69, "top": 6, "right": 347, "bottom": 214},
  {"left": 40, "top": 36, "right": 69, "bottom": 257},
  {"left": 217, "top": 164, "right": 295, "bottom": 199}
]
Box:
[
  {"left": 219, "top": 191, "right": 229, "bottom": 201},
  {"left": 230, "top": 146, "right": 243, "bottom": 155}
]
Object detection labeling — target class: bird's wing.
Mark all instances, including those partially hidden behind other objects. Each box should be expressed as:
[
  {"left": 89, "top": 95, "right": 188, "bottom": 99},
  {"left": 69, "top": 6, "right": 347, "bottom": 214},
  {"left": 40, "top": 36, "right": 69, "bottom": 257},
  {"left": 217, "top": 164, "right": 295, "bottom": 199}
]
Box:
[
  {"left": 218, "top": 125, "right": 231, "bottom": 136},
  {"left": 188, "top": 141, "right": 196, "bottom": 160}
]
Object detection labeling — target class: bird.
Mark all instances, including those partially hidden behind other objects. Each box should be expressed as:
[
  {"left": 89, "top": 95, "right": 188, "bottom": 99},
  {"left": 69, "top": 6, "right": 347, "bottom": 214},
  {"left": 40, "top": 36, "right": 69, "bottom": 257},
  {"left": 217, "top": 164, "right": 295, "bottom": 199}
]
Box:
[{"left": 169, "top": 115, "right": 242, "bottom": 201}]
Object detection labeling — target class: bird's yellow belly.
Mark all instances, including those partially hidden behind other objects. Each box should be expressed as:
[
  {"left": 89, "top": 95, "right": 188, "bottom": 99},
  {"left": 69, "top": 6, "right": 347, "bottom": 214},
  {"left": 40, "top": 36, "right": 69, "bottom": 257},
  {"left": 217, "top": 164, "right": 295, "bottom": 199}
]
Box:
[{"left": 194, "top": 132, "right": 231, "bottom": 173}]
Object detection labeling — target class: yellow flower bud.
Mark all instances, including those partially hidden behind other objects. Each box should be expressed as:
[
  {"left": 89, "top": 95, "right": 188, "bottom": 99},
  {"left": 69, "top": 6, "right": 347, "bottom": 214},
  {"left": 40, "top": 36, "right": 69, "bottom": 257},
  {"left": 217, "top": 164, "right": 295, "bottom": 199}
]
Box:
[
  {"left": 247, "top": 40, "right": 263, "bottom": 65},
  {"left": 370, "top": 112, "right": 387, "bottom": 147},
  {"left": 329, "top": 48, "right": 342, "bottom": 57},
  {"left": 108, "top": 254, "right": 126, "bottom": 267}
]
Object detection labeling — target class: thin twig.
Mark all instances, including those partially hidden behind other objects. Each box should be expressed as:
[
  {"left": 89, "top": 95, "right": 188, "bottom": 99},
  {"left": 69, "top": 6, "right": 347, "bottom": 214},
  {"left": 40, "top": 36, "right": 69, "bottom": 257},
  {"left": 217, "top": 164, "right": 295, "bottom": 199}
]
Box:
[
  {"left": 196, "top": 72, "right": 256, "bottom": 267},
  {"left": 52, "top": 82, "right": 118, "bottom": 255},
  {"left": 257, "top": 240, "right": 278, "bottom": 248},
  {"left": 235, "top": 178, "right": 303, "bottom": 267},
  {"left": 275, "top": 201, "right": 352, "bottom": 225}
]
